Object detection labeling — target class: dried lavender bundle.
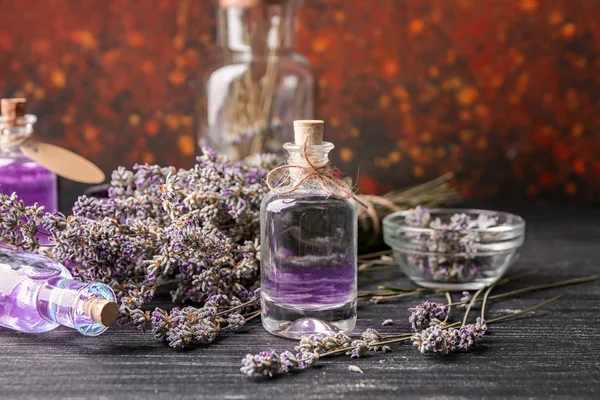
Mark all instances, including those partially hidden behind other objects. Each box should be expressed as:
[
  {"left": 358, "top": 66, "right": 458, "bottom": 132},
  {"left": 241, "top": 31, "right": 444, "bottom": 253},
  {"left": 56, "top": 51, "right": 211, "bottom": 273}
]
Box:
[{"left": 1, "top": 148, "right": 267, "bottom": 347}]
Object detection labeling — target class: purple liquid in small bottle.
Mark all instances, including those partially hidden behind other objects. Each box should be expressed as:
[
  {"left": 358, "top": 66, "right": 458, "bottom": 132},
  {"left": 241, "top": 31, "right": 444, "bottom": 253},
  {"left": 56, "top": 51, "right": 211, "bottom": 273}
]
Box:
[
  {"left": 0, "top": 151, "right": 58, "bottom": 212},
  {"left": 261, "top": 194, "right": 357, "bottom": 337},
  {"left": 0, "top": 249, "right": 116, "bottom": 336}
]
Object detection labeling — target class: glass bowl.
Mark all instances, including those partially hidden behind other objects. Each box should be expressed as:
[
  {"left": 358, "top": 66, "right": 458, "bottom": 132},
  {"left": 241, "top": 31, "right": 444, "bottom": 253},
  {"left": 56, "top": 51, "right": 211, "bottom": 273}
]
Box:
[{"left": 383, "top": 208, "right": 525, "bottom": 290}]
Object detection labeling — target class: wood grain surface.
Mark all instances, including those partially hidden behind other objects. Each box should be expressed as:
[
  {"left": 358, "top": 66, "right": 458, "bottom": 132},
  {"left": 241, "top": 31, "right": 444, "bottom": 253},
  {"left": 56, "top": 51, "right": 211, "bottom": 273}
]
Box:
[{"left": 1, "top": 201, "right": 599, "bottom": 400}]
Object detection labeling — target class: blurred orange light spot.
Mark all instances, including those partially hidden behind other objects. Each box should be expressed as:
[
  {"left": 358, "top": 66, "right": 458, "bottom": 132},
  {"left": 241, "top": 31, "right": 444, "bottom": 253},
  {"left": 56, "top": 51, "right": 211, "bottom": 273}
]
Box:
[
  {"left": 565, "top": 183, "right": 577, "bottom": 196},
  {"left": 358, "top": 176, "right": 379, "bottom": 194},
  {"left": 340, "top": 148, "right": 354, "bottom": 163},
  {"left": 520, "top": 0, "right": 539, "bottom": 12},
  {"left": 457, "top": 86, "right": 479, "bottom": 106},
  {"left": 562, "top": 22, "right": 576, "bottom": 39},
  {"left": 51, "top": 69, "right": 66, "bottom": 87},
  {"left": 409, "top": 19, "right": 424, "bottom": 35},
  {"left": 169, "top": 70, "right": 187, "bottom": 86},
  {"left": 145, "top": 120, "right": 160, "bottom": 136},
  {"left": 573, "top": 159, "right": 586, "bottom": 175},
  {"left": 178, "top": 136, "right": 195, "bottom": 156},
  {"left": 382, "top": 60, "right": 399, "bottom": 78},
  {"left": 128, "top": 31, "right": 145, "bottom": 47},
  {"left": 413, "top": 165, "right": 424, "bottom": 177}
]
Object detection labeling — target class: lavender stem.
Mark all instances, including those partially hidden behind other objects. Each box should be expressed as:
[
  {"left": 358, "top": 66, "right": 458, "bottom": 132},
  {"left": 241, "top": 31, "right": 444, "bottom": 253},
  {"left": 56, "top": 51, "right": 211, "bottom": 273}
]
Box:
[{"left": 462, "top": 287, "right": 484, "bottom": 326}]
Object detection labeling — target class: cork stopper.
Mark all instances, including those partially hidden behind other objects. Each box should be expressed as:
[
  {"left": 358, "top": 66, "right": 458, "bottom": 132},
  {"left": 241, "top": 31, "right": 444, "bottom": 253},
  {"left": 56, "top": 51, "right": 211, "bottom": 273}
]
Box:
[
  {"left": 219, "top": 0, "right": 262, "bottom": 8},
  {"left": 84, "top": 298, "right": 119, "bottom": 327},
  {"left": 219, "top": 0, "right": 284, "bottom": 7},
  {"left": 1, "top": 98, "right": 27, "bottom": 124},
  {"left": 293, "top": 120, "right": 324, "bottom": 146}
]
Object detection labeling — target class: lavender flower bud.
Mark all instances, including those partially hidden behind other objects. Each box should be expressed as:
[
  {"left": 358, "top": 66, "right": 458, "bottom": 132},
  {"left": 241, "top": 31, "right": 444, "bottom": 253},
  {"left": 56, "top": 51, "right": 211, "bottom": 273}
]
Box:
[
  {"left": 279, "top": 351, "right": 300, "bottom": 372},
  {"left": 456, "top": 317, "right": 487, "bottom": 351},
  {"left": 226, "top": 312, "right": 246, "bottom": 331},
  {"left": 240, "top": 350, "right": 282, "bottom": 377},
  {"left": 151, "top": 308, "right": 171, "bottom": 340},
  {"left": 408, "top": 301, "right": 449, "bottom": 332},
  {"left": 296, "top": 332, "right": 352, "bottom": 355},
  {"left": 405, "top": 206, "right": 431, "bottom": 227},
  {"left": 460, "top": 291, "right": 471, "bottom": 307},
  {"left": 348, "top": 340, "right": 369, "bottom": 359},
  {"left": 297, "top": 352, "right": 319, "bottom": 368},
  {"left": 412, "top": 325, "right": 455, "bottom": 355},
  {"left": 361, "top": 328, "right": 382, "bottom": 344}
]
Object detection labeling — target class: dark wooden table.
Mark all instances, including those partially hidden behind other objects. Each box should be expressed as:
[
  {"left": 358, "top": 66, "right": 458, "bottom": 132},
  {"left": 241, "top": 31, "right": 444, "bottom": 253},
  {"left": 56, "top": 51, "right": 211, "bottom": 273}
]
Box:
[{"left": 1, "top": 201, "right": 599, "bottom": 399}]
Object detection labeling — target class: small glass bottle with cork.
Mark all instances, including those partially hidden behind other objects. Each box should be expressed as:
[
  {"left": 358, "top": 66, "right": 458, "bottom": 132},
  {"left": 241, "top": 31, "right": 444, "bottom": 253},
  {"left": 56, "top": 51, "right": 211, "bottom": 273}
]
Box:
[
  {"left": 0, "top": 98, "right": 58, "bottom": 211},
  {"left": 0, "top": 97, "right": 105, "bottom": 216},
  {"left": 260, "top": 120, "right": 358, "bottom": 338},
  {"left": 0, "top": 247, "right": 119, "bottom": 336}
]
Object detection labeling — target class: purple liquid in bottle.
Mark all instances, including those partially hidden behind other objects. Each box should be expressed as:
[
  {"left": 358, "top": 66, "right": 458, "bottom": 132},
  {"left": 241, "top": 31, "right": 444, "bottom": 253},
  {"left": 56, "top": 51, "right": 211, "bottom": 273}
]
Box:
[
  {"left": 262, "top": 196, "right": 356, "bottom": 306},
  {"left": 0, "top": 249, "right": 117, "bottom": 336},
  {"left": 0, "top": 152, "right": 58, "bottom": 212}
]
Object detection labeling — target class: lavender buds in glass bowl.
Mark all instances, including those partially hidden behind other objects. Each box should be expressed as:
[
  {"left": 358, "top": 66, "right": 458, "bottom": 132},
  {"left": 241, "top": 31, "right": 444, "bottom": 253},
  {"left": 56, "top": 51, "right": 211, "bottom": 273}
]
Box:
[{"left": 383, "top": 207, "right": 525, "bottom": 290}]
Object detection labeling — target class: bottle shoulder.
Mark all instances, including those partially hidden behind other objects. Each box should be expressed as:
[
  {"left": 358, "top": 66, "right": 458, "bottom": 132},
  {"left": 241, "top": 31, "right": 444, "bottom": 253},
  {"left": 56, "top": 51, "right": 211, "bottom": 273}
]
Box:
[
  {"left": 261, "top": 190, "right": 358, "bottom": 213},
  {"left": 0, "top": 248, "right": 71, "bottom": 279},
  {"left": 0, "top": 150, "right": 53, "bottom": 172}
]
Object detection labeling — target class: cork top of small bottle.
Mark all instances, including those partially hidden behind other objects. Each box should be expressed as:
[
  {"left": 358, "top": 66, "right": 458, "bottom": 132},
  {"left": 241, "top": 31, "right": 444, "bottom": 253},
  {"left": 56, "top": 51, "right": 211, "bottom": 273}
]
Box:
[
  {"left": 293, "top": 120, "right": 324, "bottom": 146},
  {"left": 1, "top": 98, "right": 27, "bottom": 119},
  {"left": 219, "top": 0, "right": 284, "bottom": 8},
  {"left": 0, "top": 98, "right": 29, "bottom": 128},
  {"left": 84, "top": 298, "right": 119, "bottom": 327}
]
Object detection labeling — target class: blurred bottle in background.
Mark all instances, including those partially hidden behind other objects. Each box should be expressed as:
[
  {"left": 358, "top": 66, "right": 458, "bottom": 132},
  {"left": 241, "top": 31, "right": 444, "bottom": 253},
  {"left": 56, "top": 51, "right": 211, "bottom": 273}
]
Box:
[{"left": 197, "top": 0, "right": 314, "bottom": 160}]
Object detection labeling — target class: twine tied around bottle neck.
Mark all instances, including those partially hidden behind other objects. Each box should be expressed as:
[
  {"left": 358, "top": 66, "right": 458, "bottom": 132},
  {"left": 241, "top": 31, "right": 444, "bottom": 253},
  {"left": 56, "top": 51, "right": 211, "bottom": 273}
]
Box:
[{"left": 266, "top": 140, "right": 369, "bottom": 209}]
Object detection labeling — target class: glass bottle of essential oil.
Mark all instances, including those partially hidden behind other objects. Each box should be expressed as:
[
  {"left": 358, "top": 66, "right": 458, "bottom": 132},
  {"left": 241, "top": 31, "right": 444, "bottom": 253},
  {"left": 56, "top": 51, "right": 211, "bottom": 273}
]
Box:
[
  {"left": 0, "top": 248, "right": 118, "bottom": 336},
  {"left": 0, "top": 98, "right": 58, "bottom": 211},
  {"left": 260, "top": 120, "right": 357, "bottom": 338}
]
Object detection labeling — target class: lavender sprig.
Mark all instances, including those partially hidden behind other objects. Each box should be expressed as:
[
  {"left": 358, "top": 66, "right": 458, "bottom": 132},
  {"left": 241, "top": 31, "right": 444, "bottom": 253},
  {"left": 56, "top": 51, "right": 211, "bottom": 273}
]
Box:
[
  {"left": 240, "top": 328, "right": 387, "bottom": 377},
  {"left": 411, "top": 317, "right": 487, "bottom": 354},
  {"left": 241, "top": 350, "right": 319, "bottom": 377},
  {"left": 148, "top": 294, "right": 260, "bottom": 349}
]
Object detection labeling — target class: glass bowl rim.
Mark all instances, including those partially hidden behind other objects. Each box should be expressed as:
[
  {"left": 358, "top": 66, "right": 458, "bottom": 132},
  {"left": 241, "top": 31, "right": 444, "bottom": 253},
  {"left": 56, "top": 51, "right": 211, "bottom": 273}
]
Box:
[{"left": 382, "top": 207, "right": 526, "bottom": 235}]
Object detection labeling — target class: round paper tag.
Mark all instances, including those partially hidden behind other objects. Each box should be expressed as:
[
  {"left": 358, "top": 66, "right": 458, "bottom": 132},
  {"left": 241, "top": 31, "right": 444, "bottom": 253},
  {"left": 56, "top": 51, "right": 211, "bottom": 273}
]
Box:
[{"left": 20, "top": 141, "right": 105, "bottom": 184}]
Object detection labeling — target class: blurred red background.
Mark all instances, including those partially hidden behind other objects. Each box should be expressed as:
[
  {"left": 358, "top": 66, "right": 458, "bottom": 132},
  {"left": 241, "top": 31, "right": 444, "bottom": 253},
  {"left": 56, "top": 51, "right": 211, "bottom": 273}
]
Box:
[{"left": 1, "top": 0, "right": 598, "bottom": 201}]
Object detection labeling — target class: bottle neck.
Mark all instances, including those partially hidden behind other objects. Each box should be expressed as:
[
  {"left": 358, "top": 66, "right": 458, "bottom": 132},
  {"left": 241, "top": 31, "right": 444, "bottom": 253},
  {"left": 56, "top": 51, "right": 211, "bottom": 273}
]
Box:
[
  {"left": 217, "top": 0, "right": 300, "bottom": 53},
  {"left": 37, "top": 276, "right": 117, "bottom": 336},
  {"left": 0, "top": 114, "right": 37, "bottom": 152},
  {"left": 284, "top": 141, "right": 333, "bottom": 184}
]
